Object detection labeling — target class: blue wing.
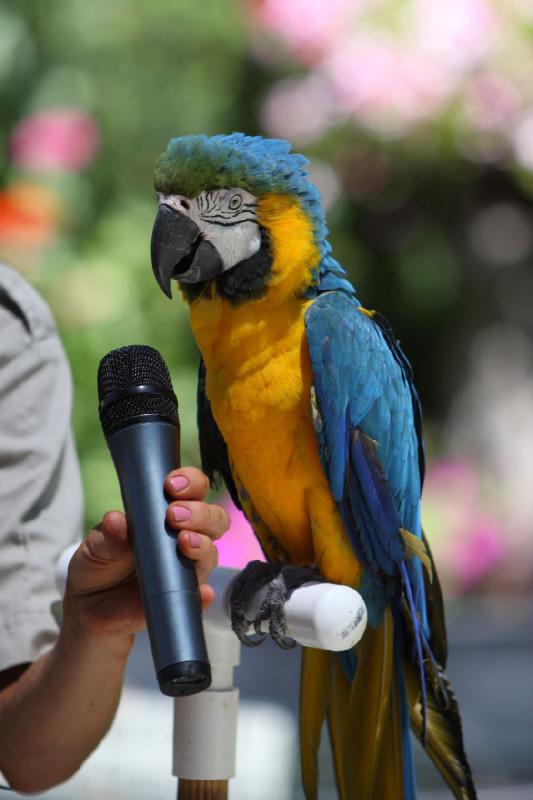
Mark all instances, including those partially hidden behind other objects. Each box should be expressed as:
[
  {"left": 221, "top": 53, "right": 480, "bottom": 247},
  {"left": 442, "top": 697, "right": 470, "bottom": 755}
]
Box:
[
  {"left": 305, "top": 291, "right": 428, "bottom": 627},
  {"left": 305, "top": 293, "right": 476, "bottom": 800}
]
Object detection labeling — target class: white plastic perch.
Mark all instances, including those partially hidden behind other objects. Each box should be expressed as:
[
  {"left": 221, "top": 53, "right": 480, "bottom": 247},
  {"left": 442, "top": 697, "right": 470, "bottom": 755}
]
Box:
[{"left": 172, "top": 567, "right": 367, "bottom": 788}]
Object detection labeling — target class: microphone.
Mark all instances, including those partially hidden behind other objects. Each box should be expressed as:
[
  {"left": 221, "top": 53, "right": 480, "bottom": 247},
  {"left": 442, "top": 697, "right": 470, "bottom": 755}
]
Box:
[{"left": 97, "top": 345, "right": 211, "bottom": 696}]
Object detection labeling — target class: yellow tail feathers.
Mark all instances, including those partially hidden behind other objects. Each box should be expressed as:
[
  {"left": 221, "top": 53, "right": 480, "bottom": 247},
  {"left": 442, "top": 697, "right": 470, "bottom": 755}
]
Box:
[
  {"left": 300, "top": 648, "right": 332, "bottom": 800},
  {"left": 300, "top": 608, "right": 406, "bottom": 800}
]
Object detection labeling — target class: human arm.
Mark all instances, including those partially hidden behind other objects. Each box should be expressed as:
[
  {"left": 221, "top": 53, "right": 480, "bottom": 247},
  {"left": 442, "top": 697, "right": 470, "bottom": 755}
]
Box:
[{"left": 0, "top": 466, "right": 228, "bottom": 794}]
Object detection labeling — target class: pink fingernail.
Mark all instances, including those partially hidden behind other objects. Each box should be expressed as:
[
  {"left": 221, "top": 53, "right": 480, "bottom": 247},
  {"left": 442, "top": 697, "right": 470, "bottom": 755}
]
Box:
[
  {"left": 188, "top": 532, "right": 201, "bottom": 548},
  {"left": 170, "top": 476, "right": 189, "bottom": 492},
  {"left": 172, "top": 505, "right": 191, "bottom": 522}
]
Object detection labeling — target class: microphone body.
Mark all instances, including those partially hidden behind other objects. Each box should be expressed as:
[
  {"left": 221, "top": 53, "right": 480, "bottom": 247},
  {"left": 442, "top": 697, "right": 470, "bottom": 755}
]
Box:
[{"left": 98, "top": 346, "right": 211, "bottom": 697}]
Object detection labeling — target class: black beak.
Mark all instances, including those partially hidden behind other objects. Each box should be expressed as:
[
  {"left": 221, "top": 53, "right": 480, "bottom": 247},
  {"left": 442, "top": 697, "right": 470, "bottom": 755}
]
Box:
[{"left": 151, "top": 205, "right": 224, "bottom": 298}]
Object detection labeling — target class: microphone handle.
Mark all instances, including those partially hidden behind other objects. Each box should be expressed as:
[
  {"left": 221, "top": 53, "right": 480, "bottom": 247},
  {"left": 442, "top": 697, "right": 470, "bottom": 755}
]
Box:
[{"left": 107, "top": 419, "right": 211, "bottom": 696}]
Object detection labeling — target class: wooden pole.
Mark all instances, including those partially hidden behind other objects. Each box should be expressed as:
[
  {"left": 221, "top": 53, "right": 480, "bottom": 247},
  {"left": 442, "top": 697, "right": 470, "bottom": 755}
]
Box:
[{"left": 178, "top": 779, "right": 228, "bottom": 800}]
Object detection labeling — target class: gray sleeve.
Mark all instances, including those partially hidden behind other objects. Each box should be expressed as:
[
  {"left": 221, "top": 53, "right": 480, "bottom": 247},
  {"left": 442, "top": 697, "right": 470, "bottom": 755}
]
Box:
[{"left": 0, "top": 264, "right": 84, "bottom": 672}]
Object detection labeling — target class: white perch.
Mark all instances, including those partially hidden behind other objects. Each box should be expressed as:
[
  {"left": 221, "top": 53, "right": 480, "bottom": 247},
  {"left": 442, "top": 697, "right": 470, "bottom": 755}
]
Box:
[{"left": 173, "top": 567, "right": 367, "bottom": 783}]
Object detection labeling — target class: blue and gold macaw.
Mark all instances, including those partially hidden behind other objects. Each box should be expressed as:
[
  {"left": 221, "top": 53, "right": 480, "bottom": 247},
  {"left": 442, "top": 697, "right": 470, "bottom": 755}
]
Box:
[{"left": 150, "top": 133, "right": 476, "bottom": 800}]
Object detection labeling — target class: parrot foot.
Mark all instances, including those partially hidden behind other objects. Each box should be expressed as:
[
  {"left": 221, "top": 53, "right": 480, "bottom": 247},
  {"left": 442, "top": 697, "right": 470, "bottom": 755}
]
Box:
[{"left": 229, "top": 560, "right": 323, "bottom": 649}]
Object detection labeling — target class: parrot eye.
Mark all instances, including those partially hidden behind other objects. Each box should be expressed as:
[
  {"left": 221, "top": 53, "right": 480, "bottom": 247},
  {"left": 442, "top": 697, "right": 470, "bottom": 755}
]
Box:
[{"left": 228, "top": 193, "right": 243, "bottom": 211}]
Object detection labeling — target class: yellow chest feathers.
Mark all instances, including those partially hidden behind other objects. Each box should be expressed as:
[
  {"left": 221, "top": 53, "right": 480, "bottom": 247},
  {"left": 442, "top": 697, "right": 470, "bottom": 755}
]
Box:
[{"left": 195, "top": 297, "right": 313, "bottom": 453}]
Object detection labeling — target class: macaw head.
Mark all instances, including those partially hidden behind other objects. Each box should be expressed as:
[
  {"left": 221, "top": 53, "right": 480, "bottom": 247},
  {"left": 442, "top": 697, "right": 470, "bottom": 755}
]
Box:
[{"left": 151, "top": 133, "right": 353, "bottom": 303}]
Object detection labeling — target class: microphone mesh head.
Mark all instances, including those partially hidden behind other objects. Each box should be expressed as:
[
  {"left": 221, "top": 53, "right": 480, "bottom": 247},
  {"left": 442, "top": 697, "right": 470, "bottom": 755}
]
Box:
[{"left": 98, "top": 345, "right": 178, "bottom": 434}]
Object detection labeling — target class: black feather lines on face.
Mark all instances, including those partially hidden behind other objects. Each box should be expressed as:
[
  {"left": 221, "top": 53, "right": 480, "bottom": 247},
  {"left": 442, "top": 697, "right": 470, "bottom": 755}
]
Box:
[{"left": 181, "top": 226, "right": 273, "bottom": 305}]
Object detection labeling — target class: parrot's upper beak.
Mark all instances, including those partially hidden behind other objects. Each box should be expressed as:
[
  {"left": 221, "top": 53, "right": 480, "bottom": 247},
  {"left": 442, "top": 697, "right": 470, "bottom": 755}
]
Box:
[{"left": 151, "top": 204, "right": 224, "bottom": 298}]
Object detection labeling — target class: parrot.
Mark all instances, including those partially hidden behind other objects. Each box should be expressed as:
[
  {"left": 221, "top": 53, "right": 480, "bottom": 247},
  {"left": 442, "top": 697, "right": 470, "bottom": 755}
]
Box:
[{"left": 149, "top": 133, "right": 476, "bottom": 800}]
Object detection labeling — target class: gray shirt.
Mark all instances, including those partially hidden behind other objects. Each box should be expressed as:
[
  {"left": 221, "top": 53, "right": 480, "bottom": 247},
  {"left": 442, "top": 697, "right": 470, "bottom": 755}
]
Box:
[{"left": 0, "top": 263, "right": 83, "bottom": 672}]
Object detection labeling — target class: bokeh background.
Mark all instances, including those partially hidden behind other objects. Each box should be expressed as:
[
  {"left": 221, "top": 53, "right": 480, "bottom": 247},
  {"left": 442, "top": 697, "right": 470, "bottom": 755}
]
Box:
[{"left": 1, "top": 1, "right": 532, "bottom": 798}]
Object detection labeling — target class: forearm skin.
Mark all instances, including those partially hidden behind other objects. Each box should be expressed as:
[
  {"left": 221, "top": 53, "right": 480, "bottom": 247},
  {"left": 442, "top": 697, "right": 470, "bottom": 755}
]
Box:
[{"left": 0, "top": 592, "right": 133, "bottom": 793}]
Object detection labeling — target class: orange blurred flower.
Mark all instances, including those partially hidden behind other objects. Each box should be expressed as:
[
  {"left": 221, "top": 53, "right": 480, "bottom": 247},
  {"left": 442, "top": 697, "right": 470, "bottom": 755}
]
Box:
[{"left": 0, "top": 182, "right": 60, "bottom": 250}]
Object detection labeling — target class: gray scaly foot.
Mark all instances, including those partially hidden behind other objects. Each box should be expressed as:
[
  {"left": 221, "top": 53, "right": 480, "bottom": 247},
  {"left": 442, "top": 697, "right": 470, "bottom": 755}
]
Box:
[{"left": 229, "top": 560, "right": 323, "bottom": 649}]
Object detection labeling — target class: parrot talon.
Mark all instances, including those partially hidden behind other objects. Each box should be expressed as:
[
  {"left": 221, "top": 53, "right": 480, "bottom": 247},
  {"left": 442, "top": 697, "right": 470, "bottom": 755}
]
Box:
[
  {"left": 229, "top": 561, "right": 323, "bottom": 649},
  {"left": 241, "top": 629, "right": 267, "bottom": 648},
  {"left": 229, "top": 605, "right": 264, "bottom": 646}
]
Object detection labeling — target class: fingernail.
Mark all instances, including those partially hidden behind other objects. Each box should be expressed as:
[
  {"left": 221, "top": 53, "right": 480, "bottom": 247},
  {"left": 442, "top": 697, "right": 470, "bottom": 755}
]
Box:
[
  {"left": 188, "top": 532, "right": 201, "bottom": 548},
  {"left": 172, "top": 505, "right": 192, "bottom": 522},
  {"left": 170, "top": 476, "right": 189, "bottom": 492}
]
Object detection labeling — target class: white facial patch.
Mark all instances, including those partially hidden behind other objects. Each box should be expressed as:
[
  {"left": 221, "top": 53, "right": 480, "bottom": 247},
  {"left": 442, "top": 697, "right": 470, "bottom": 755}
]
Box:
[{"left": 158, "top": 188, "right": 261, "bottom": 272}]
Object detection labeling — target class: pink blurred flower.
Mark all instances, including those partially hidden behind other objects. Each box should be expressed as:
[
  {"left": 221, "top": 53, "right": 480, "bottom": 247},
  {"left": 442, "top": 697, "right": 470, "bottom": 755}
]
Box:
[
  {"left": 261, "top": 74, "right": 337, "bottom": 144},
  {"left": 411, "top": 0, "right": 500, "bottom": 75},
  {"left": 250, "top": 0, "right": 361, "bottom": 61},
  {"left": 462, "top": 71, "right": 521, "bottom": 132},
  {"left": 216, "top": 497, "right": 265, "bottom": 570},
  {"left": 448, "top": 521, "right": 506, "bottom": 589},
  {"left": 10, "top": 108, "right": 100, "bottom": 172},
  {"left": 250, "top": 0, "right": 522, "bottom": 146},
  {"left": 422, "top": 458, "right": 506, "bottom": 594},
  {"left": 325, "top": 36, "right": 452, "bottom": 134}
]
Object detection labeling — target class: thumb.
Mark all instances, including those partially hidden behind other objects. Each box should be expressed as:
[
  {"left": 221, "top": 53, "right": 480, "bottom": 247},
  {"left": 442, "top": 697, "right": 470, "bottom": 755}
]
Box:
[
  {"left": 84, "top": 511, "right": 131, "bottom": 563},
  {"left": 67, "top": 511, "right": 136, "bottom": 595}
]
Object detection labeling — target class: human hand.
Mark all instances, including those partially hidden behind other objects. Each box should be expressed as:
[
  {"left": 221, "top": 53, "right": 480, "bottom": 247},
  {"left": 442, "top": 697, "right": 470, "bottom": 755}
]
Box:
[{"left": 63, "top": 467, "right": 228, "bottom": 647}]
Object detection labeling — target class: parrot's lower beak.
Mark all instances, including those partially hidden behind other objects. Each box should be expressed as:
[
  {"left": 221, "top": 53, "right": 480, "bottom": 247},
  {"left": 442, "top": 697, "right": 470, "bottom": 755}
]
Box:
[{"left": 151, "top": 205, "right": 224, "bottom": 298}]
